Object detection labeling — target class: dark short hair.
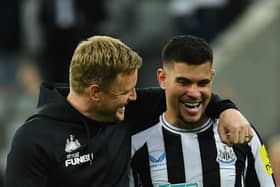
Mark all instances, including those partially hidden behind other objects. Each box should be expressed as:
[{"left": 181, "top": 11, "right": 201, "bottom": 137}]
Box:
[{"left": 162, "top": 35, "right": 213, "bottom": 66}]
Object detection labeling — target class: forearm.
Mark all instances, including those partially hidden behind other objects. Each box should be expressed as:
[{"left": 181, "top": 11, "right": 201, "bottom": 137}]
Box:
[{"left": 206, "top": 93, "right": 239, "bottom": 118}]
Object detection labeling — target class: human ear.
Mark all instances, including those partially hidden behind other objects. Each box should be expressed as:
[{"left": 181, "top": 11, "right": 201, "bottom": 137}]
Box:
[
  {"left": 88, "top": 84, "right": 101, "bottom": 101},
  {"left": 157, "top": 68, "right": 167, "bottom": 89},
  {"left": 211, "top": 69, "right": 215, "bottom": 80}
]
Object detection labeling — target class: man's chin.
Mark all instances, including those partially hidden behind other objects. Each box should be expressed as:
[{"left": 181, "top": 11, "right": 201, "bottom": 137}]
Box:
[{"left": 182, "top": 115, "right": 202, "bottom": 124}]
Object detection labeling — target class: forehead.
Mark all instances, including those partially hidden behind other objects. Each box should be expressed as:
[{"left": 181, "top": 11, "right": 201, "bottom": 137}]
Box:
[
  {"left": 107, "top": 70, "right": 138, "bottom": 91},
  {"left": 171, "top": 62, "right": 212, "bottom": 74}
]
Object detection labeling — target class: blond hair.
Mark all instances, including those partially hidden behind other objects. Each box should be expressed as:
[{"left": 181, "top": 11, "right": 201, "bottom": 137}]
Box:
[{"left": 69, "top": 36, "right": 142, "bottom": 93}]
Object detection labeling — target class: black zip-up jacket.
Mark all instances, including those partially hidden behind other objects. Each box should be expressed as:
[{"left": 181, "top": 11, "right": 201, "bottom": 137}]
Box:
[{"left": 4, "top": 82, "right": 237, "bottom": 187}]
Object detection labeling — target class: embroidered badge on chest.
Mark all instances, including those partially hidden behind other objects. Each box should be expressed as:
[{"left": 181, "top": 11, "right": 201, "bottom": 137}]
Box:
[
  {"left": 65, "top": 134, "right": 81, "bottom": 153},
  {"left": 216, "top": 144, "right": 237, "bottom": 165}
]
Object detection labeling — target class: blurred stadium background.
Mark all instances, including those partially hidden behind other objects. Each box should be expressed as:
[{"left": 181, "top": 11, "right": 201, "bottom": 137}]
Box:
[{"left": 0, "top": 0, "right": 279, "bottom": 184}]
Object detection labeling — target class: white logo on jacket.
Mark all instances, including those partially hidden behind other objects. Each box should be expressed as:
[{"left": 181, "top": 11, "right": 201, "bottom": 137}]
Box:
[
  {"left": 65, "top": 134, "right": 81, "bottom": 153},
  {"left": 64, "top": 134, "right": 94, "bottom": 167}
]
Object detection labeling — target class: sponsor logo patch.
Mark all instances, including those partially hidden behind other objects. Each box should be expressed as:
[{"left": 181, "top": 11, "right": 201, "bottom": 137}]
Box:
[
  {"left": 149, "top": 151, "right": 166, "bottom": 170},
  {"left": 64, "top": 134, "right": 94, "bottom": 167},
  {"left": 260, "top": 145, "right": 273, "bottom": 176},
  {"left": 65, "top": 152, "right": 94, "bottom": 167},
  {"left": 149, "top": 152, "right": 166, "bottom": 163}
]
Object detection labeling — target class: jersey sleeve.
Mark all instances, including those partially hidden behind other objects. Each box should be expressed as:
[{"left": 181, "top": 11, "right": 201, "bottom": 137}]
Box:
[
  {"left": 245, "top": 127, "right": 276, "bottom": 186},
  {"left": 4, "top": 124, "right": 51, "bottom": 187},
  {"left": 205, "top": 93, "right": 239, "bottom": 118}
]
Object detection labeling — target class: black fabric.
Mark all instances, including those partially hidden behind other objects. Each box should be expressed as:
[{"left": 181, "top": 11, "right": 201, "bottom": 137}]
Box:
[
  {"left": 206, "top": 95, "right": 239, "bottom": 118},
  {"left": 233, "top": 144, "right": 248, "bottom": 187},
  {"left": 131, "top": 144, "right": 152, "bottom": 187},
  {"left": 129, "top": 88, "right": 238, "bottom": 134},
  {"left": 5, "top": 83, "right": 130, "bottom": 187},
  {"left": 198, "top": 126, "right": 221, "bottom": 187},
  {"left": 163, "top": 127, "right": 186, "bottom": 183},
  {"left": 5, "top": 82, "right": 239, "bottom": 187},
  {"left": 131, "top": 118, "right": 276, "bottom": 186},
  {"left": 244, "top": 147, "right": 260, "bottom": 187}
]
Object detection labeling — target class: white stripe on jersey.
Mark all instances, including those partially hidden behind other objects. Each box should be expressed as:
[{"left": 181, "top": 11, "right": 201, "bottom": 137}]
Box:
[
  {"left": 181, "top": 132, "right": 203, "bottom": 184},
  {"left": 212, "top": 123, "right": 238, "bottom": 187},
  {"left": 146, "top": 125, "right": 168, "bottom": 184},
  {"left": 161, "top": 114, "right": 204, "bottom": 184},
  {"left": 248, "top": 130, "right": 273, "bottom": 186},
  {"left": 131, "top": 113, "right": 275, "bottom": 187}
]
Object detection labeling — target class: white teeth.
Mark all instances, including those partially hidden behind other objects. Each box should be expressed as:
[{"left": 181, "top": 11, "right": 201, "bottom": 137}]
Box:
[{"left": 183, "top": 102, "right": 200, "bottom": 108}]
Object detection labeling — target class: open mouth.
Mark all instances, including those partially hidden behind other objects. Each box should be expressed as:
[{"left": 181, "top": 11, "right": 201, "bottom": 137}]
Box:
[
  {"left": 182, "top": 102, "right": 201, "bottom": 109},
  {"left": 120, "top": 106, "right": 125, "bottom": 112}
]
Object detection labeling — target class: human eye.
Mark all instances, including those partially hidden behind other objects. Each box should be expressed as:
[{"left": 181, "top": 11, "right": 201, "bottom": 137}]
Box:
[
  {"left": 120, "top": 87, "right": 135, "bottom": 96},
  {"left": 120, "top": 91, "right": 130, "bottom": 96},
  {"left": 176, "top": 78, "right": 190, "bottom": 85},
  {"left": 198, "top": 80, "right": 210, "bottom": 86}
]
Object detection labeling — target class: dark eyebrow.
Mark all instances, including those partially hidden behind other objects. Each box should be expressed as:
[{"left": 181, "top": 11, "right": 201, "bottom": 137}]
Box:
[
  {"left": 175, "top": 77, "right": 211, "bottom": 84},
  {"left": 176, "top": 77, "right": 191, "bottom": 83}
]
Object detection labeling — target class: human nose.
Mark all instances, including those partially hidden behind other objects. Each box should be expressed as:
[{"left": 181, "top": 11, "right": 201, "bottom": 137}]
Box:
[{"left": 186, "top": 84, "right": 200, "bottom": 98}]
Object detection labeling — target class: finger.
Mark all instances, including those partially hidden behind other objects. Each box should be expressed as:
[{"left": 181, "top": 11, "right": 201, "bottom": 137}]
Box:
[
  {"left": 244, "top": 126, "right": 254, "bottom": 143},
  {"left": 249, "top": 126, "right": 254, "bottom": 139},
  {"left": 218, "top": 124, "right": 231, "bottom": 146},
  {"left": 231, "top": 127, "right": 240, "bottom": 144},
  {"left": 225, "top": 133, "right": 233, "bottom": 147},
  {"left": 243, "top": 130, "right": 250, "bottom": 143},
  {"left": 240, "top": 125, "right": 253, "bottom": 144},
  {"left": 244, "top": 136, "right": 250, "bottom": 143},
  {"left": 239, "top": 126, "right": 246, "bottom": 144}
]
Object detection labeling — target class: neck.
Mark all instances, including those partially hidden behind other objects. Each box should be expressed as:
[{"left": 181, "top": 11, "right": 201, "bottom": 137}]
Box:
[
  {"left": 67, "top": 90, "right": 97, "bottom": 121},
  {"left": 164, "top": 112, "right": 209, "bottom": 130}
]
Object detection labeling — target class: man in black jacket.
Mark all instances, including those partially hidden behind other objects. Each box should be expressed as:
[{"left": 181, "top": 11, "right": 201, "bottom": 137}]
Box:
[{"left": 5, "top": 36, "right": 252, "bottom": 187}]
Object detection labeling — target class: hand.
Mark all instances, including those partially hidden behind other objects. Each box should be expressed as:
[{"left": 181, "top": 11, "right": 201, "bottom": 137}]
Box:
[{"left": 218, "top": 109, "right": 253, "bottom": 145}]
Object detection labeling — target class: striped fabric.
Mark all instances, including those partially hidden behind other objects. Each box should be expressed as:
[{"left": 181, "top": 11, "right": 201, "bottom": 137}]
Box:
[{"left": 130, "top": 114, "right": 275, "bottom": 187}]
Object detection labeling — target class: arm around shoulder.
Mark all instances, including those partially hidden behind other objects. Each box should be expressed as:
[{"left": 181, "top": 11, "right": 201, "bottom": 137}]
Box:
[
  {"left": 206, "top": 93, "right": 253, "bottom": 145},
  {"left": 126, "top": 87, "right": 166, "bottom": 132}
]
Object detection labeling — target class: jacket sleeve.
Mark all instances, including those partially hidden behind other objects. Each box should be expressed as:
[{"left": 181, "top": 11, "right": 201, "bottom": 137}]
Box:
[
  {"left": 245, "top": 128, "right": 276, "bottom": 186},
  {"left": 205, "top": 93, "right": 239, "bottom": 118},
  {"left": 126, "top": 88, "right": 239, "bottom": 133},
  {"left": 125, "top": 87, "right": 166, "bottom": 133},
  {"left": 4, "top": 124, "right": 51, "bottom": 187}
]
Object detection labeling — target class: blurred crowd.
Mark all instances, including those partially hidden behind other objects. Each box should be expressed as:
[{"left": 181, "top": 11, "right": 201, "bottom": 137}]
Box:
[{"left": 1, "top": 0, "right": 269, "bottom": 185}]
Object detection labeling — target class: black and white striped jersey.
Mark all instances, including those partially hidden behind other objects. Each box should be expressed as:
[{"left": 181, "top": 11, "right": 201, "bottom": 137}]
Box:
[{"left": 130, "top": 113, "right": 275, "bottom": 187}]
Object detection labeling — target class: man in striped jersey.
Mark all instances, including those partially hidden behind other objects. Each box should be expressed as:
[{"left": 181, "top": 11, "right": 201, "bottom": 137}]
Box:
[{"left": 130, "top": 35, "right": 276, "bottom": 187}]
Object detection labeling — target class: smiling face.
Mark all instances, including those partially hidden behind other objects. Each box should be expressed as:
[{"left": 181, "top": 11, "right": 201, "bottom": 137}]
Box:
[
  {"left": 157, "top": 62, "right": 214, "bottom": 129},
  {"left": 94, "top": 70, "right": 138, "bottom": 122}
]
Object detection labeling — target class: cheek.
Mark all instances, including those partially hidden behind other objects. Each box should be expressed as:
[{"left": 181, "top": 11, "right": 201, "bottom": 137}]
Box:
[
  {"left": 113, "top": 97, "right": 128, "bottom": 107},
  {"left": 166, "top": 88, "right": 181, "bottom": 99},
  {"left": 200, "top": 86, "right": 212, "bottom": 96}
]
